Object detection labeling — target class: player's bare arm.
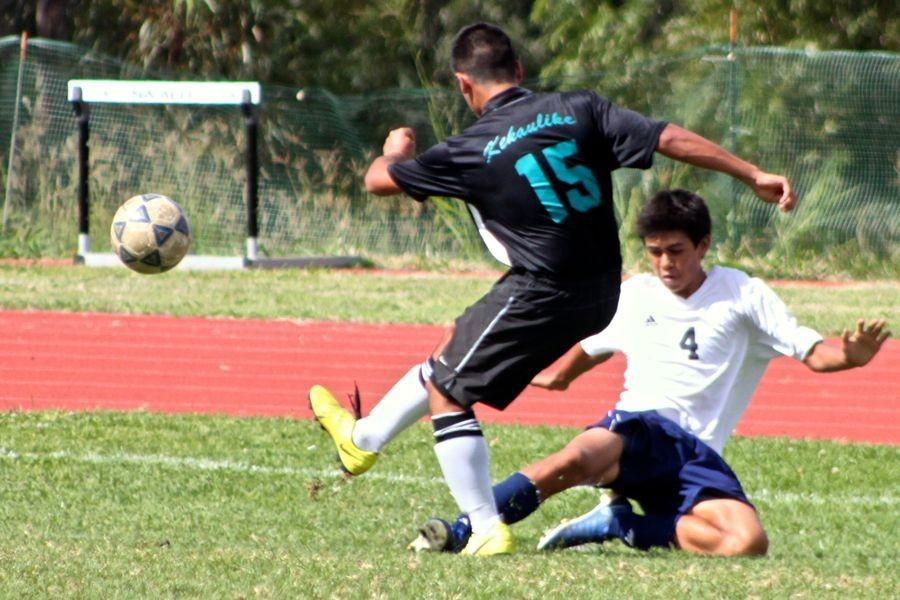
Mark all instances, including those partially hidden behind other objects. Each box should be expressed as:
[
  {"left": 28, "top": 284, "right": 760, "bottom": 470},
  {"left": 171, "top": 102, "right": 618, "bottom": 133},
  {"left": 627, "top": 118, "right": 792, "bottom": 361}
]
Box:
[
  {"left": 364, "top": 127, "right": 417, "bottom": 196},
  {"left": 803, "top": 319, "right": 890, "bottom": 372},
  {"left": 530, "top": 344, "right": 612, "bottom": 391},
  {"left": 656, "top": 123, "right": 796, "bottom": 212}
]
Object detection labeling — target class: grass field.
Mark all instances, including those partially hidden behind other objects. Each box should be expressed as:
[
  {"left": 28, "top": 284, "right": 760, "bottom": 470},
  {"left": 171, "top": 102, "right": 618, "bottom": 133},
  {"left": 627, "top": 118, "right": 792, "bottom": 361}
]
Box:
[
  {"left": 0, "top": 265, "right": 897, "bottom": 332},
  {"left": 1, "top": 410, "right": 897, "bottom": 598},
  {"left": 1, "top": 264, "right": 898, "bottom": 597}
]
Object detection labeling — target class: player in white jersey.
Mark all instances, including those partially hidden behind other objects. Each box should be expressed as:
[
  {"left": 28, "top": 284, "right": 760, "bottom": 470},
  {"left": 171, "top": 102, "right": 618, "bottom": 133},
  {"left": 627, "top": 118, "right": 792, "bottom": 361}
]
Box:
[
  {"left": 577, "top": 264, "right": 823, "bottom": 456},
  {"left": 408, "top": 189, "right": 889, "bottom": 557}
]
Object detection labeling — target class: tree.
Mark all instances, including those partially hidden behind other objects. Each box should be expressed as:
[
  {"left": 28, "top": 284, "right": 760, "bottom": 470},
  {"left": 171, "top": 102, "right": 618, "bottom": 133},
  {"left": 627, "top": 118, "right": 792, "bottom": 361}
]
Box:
[
  {"left": 36, "top": 0, "right": 69, "bottom": 39},
  {"left": 531, "top": 0, "right": 898, "bottom": 82}
]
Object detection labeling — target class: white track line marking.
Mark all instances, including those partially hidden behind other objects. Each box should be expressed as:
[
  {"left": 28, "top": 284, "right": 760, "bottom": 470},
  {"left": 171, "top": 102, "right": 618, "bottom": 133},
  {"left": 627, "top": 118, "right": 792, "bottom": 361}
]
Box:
[{"left": 1, "top": 447, "right": 897, "bottom": 506}]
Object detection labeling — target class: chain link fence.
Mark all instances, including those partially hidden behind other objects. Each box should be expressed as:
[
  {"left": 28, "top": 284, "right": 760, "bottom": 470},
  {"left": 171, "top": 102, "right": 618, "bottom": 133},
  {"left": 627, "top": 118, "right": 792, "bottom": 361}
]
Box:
[{"left": 1, "top": 37, "right": 897, "bottom": 276}]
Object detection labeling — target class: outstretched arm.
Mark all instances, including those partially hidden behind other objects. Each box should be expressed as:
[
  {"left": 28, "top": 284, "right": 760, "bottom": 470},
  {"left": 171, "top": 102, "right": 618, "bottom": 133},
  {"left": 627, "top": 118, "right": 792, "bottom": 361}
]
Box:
[
  {"left": 530, "top": 343, "right": 613, "bottom": 391},
  {"left": 803, "top": 319, "right": 890, "bottom": 373},
  {"left": 656, "top": 123, "right": 796, "bottom": 212},
  {"left": 364, "top": 127, "right": 417, "bottom": 196}
]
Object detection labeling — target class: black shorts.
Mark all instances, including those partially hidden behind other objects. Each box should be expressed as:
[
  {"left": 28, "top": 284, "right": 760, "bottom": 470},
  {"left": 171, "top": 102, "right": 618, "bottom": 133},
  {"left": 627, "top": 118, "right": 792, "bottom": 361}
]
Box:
[{"left": 429, "top": 267, "right": 619, "bottom": 410}]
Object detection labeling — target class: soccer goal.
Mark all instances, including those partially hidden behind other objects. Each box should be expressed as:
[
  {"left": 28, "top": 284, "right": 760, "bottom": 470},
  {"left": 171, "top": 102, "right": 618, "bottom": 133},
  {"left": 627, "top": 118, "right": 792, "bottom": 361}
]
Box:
[{"left": 67, "top": 79, "right": 362, "bottom": 270}]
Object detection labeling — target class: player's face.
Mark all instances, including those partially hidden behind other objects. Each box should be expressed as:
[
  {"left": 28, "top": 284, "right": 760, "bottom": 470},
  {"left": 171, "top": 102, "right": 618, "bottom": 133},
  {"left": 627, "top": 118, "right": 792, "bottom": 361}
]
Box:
[{"left": 643, "top": 231, "right": 711, "bottom": 298}]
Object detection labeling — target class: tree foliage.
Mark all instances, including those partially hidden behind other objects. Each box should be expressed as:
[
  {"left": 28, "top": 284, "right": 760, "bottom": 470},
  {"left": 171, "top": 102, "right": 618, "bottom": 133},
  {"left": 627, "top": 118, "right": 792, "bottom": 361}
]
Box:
[
  {"left": 0, "top": 0, "right": 545, "bottom": 92},
  {"left": 531, "top": 0, "right": 897, "bottom": 80},
  {"left": 2, "top": 1, "right": 894, "bottom": 92}
]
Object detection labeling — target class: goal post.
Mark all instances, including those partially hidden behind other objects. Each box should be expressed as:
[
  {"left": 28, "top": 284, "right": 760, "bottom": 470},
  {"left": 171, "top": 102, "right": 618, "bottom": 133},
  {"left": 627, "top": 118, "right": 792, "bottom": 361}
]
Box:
[{"left": 66, "top": 79, "right": 362, "bottom": 270}]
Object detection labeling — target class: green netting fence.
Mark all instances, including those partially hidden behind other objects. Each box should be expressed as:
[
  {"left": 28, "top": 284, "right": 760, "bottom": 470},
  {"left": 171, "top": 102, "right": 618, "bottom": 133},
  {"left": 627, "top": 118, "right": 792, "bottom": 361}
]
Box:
[{"left": 0, "top": 37, "right": 897, "bottom": 277}]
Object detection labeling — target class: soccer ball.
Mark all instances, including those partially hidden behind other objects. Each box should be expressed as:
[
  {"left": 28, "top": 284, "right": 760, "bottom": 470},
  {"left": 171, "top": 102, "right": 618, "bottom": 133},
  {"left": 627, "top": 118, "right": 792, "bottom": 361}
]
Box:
[{"left": 110, "top": 194, "right": 192, "bottom": 274}]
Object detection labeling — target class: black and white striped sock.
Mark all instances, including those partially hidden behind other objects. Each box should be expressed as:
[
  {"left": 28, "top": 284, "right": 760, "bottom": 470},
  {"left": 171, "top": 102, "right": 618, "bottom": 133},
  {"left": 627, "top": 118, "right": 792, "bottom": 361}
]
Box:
[
  {"left": 432, "top": 410, "right": 483, "bottom": 442},
  {"left": 432, "top": 410, "right": 500, "bottom": 533}
]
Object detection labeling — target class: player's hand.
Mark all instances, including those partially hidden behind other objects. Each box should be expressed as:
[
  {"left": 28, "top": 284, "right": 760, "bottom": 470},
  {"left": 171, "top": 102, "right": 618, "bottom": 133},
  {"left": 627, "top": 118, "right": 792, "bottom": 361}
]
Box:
[
  {"left": 530, "top": 371, "right": 569, "bottom": 391},
  {"left": 383, "top": 127, "right": 416, "bottom": 160},
  {"left": 841, "top": 319, "right": 890, "bottom": 367},
  {"left": 751, "top": 171, "right": 796, "bottom": 212}
]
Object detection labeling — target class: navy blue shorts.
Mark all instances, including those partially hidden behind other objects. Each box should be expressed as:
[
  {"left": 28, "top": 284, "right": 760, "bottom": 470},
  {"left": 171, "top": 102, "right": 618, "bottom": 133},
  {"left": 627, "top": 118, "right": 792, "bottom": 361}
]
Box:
[{"left": 590, "top": 409, "right": 752, "bottom": 517}]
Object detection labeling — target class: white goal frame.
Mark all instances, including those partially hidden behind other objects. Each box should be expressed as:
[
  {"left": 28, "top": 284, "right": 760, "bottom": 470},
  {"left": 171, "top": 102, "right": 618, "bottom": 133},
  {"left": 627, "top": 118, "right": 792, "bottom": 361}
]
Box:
[
  {"left": 68, "top": 79, "right": 363, "bottom": 271},
  {"left": 68, "top": 79, "right": 258, "bottom": 270}
]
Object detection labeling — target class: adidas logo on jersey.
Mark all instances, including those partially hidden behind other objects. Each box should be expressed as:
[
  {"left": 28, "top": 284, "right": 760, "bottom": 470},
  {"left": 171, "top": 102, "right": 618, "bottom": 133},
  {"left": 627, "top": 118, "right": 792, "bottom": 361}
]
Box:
[{"left": 644, "top": 315, "right": 657, "bottom": 326}]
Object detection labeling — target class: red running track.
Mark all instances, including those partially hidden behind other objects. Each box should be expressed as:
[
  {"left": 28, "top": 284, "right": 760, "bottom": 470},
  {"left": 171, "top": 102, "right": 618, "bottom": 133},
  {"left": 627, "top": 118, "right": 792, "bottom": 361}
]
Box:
[{"left": 1, "top": 310, "right": 897, "bottom": 445}]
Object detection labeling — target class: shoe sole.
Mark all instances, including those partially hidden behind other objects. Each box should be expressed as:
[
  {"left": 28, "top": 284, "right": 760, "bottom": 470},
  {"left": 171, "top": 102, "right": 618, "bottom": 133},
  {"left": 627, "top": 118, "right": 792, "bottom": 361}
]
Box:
[
  {"left": 408, "top": 519, "right": 452, "bottom": 553},
  {"left": 308, "top": 390, "right": 353, "bottom": 476},
  {"left": 420, "top": 519, "right": 452, "bottom": 552},
  {"left": 537, "top": 503, "right": 611, "bottom": 550}
]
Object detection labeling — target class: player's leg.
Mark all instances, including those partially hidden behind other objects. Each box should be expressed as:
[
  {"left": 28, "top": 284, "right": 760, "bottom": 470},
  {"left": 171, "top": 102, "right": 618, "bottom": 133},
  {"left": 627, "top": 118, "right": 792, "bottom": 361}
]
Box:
[
  {"left": 427, "top": 269, "right": 619, "bottom": 556},
  {"left": 428, "top": 380, "right": 512, "bottom": 555},
  {"left": 540, "top": 412, "right": 761, "bottom": 554},
  {"left": 424, "top": 276, "right": 528, "bottom": 556},
  {"left": 309, "top": 329, "right": 452, "bottom": 474},
  {"left": 675, "top": 498, "right": 768, "bottom": 556},
  {"left": 308, "top": 361, "right": 428, "bottom": 475},
  {"left": 521, "top": 427, "right": 623, "bottom": 497},
  {"left": 353, "top": 327, "right": 454, "bottom": 452},
  {"left": 411, "top": 425, "right": 625, "bottom": 552},
  {"left": 539, "top": 410, "right": 696, "bottom": 552},
  {"left": 350, "top": 360, "right": 429, "bottom": 453},
  {"left": 535, "top": 417, "right": 679, "bottom": 551},
  {"left": 484, "top": 428, "right": 623, "bottom": 534},
  {"left": 539, "top": 495, "right": 765, "bottom": 556}
]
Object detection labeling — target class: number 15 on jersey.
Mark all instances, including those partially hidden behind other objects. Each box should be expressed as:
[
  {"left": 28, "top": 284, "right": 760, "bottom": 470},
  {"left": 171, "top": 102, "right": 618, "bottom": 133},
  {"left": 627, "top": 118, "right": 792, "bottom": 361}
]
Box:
[{"left": 515, "top": 139, "right": 601, "bottom": 223}]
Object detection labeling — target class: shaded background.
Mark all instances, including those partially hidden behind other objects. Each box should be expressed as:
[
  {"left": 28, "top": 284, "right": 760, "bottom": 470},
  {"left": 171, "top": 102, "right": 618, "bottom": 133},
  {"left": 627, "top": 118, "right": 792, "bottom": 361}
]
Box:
[{"left": 1, "top": 0, "right": 897, "bottom": 278}]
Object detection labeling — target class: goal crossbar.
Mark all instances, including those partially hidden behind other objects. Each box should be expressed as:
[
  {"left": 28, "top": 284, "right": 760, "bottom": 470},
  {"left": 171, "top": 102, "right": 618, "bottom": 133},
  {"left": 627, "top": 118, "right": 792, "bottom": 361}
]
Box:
[
  {"left": 69, "top": 79, "right": 362, "bottom": 271},
  {"left": 68, "top": 79, "right": 266, "bottom": 270},
  {"left": 67, "top": 80, "right": 261, "bottom": 106}
]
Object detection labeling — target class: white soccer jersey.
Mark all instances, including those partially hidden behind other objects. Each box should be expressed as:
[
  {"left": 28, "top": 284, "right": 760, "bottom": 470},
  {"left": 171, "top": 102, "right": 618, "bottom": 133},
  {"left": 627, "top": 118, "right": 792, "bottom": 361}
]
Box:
[{"left": 581, "top": 266, "right": 822, "bottom": 454}]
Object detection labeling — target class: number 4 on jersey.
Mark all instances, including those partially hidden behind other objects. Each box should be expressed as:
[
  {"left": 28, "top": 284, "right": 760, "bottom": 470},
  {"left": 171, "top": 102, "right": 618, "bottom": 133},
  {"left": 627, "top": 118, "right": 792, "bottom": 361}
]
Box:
[{"left": 680, "top": 327, "right": 700, "bottom": 360}]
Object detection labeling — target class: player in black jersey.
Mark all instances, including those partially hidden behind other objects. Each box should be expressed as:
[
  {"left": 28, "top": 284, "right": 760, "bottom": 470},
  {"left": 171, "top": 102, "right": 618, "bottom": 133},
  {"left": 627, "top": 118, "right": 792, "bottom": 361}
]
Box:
[{"left": 310, "top": 22, "right": 796, "bottom": 556}]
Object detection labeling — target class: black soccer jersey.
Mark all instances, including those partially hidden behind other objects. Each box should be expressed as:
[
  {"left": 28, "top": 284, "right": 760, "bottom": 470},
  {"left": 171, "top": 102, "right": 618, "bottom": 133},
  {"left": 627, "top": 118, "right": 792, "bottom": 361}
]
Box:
[{"left": 388, "top": 87, "right": 667, "bottom": 280}]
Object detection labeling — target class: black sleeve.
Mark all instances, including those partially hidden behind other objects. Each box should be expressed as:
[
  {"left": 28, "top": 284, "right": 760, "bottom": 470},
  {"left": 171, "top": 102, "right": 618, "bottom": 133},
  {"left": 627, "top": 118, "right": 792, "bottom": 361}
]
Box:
[
  {"left": 386, "top": 141, "right": 469, "bottom": 202},
  {"left": 591, "top": 92, "right": 668, "bottom": 170}
]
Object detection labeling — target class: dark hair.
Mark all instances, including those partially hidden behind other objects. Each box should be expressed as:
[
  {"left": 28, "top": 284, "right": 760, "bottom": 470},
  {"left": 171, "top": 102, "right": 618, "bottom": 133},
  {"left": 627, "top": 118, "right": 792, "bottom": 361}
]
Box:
[
  {"left": 636, "top": 189, "right": 712, "bottom": 245},
  {"left": 450, "top": 23, "right": 518, "bottom": 83}
]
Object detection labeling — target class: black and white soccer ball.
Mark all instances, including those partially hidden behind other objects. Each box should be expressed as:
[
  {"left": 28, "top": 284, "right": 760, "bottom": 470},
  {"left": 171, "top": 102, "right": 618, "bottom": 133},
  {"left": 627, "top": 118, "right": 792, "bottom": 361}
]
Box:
[{"left": 110, "top": 194, "right": 192, "bottom": 274}]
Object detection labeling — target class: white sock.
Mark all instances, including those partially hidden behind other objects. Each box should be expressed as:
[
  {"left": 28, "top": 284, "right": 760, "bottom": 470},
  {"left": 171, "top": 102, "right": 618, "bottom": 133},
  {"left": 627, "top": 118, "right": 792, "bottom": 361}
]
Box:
[
  {"left": 351, "top": 363, "right": 428, "bottom": 453},
  {"left": 432, "top": 414, "right": 500, "bottom": 534}
]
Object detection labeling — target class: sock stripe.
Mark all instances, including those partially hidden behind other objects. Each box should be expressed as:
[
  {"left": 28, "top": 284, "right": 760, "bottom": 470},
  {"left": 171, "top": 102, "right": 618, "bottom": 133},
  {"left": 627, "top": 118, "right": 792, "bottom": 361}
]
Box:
[
  {"left": 434, "top": 419, "right": 483, "bottom": 441},
  {"left": 436, "top": 428, "right": 483, "bottom": 442},
  {"left": 433, "top": 410, "right": 483, "bottom": 442},
  {"left": 420, "top": 358, "right": 434, "bottom": 386},
  {"left": 431, "top": 411, "right": 472, "bottom": 427}
]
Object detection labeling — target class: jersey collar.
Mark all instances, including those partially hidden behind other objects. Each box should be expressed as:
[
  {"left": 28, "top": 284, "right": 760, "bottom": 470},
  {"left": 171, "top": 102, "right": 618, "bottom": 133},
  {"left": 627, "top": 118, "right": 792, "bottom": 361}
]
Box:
[
  {"left": 481, "top": 86, "right": 532, "bottom": 116},
  {"left": 678, "top": 266, "right": 718, "bottom": 305}
]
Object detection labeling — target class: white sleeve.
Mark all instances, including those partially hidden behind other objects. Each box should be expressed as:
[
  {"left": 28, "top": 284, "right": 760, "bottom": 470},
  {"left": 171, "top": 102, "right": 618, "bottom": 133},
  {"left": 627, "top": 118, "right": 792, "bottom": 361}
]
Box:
[
  {"left": 742, "top": 278, "right": 823, "bottom": 360},
  {"left": 580, "top": 295, "right": 627, "bottom": 356}
]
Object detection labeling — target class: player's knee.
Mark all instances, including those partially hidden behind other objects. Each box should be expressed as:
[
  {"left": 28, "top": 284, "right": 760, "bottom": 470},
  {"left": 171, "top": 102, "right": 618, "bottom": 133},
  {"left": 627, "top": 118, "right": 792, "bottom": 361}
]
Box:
[
  {"left": 726, "top": 525, "right": 768, "bottom": 556},
  {"left": 743, "top": 528, "right": 769, "bottom": 556}
]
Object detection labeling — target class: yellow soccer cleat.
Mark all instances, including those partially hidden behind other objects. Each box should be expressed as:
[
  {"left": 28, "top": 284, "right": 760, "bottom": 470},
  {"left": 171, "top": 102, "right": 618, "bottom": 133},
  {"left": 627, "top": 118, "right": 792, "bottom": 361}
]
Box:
[
  {"left": 308, "top": 384, "right": 377, "bottom": 476},
  {"left": 460, "top": 521, "right": 515, "bottom": 556}
]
